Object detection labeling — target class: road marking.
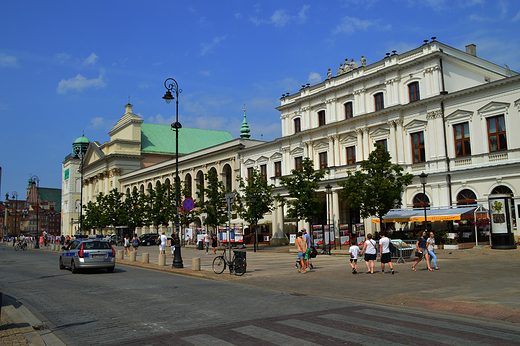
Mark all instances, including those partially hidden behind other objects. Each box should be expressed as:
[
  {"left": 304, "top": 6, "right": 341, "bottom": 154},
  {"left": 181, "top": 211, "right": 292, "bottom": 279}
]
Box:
[
  {"left": 321, "top": 314, "right": 491, "bottom": 346},
  {"left": 232, "top": 325, "right": 320, "bottom": 346},
  {"left": 182, "top": 334, "right": 236, "bottom": 346},
  {"left": 357, "top": 309, "right": 520, "bottom": 342},
  {"left": 278, "top": 319, "right": 407, "bottom": 346}
]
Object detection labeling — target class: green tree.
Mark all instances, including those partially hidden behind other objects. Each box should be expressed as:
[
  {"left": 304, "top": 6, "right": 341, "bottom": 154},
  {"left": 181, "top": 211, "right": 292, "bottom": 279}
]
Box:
[
  {"left": 147, "top": 182, "right": 171, "bottom": 232},
  {"left": 100, "top": 188, "right": 125, "bottom": 231},
  {"left": 235, "top": 168, "right": 274, "bottom": 228},
  {"left": 338, "top": 144, "right": 414, "bottom": 230},
  {"left": 278, "top": 157, "right": 327, "bottom": 225},
  {"left": 195, "top": 170, "right": 228, "bottom": 232},
  {"left": 122, "top": 188, "right": 148, "bottom": 235},
  {"left": 82, "top": 193, "right": 105, "bottom": 232}
]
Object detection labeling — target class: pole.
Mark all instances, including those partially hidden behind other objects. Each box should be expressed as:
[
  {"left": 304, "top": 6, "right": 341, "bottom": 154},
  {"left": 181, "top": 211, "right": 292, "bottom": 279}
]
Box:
[{"left": 423, "top": 182, "right": 427, "bottom": 233}]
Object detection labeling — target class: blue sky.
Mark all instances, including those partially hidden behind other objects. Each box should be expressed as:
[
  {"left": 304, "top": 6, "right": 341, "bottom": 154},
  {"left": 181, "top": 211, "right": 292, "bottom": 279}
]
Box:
[{"left": 1, "top": 0, "right": 519, "bottom": 196}]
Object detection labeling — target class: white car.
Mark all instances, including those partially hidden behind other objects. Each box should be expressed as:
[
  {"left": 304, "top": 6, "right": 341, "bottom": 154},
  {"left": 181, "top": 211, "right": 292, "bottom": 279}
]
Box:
[{"left": 59, "top": 236, "right": 116, "bottom": 273}]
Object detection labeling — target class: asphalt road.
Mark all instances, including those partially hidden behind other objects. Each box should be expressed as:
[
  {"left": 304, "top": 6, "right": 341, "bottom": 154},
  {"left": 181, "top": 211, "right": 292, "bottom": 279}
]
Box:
[{"left": 1, "top": 245, "right": 520, "bottom": 345}]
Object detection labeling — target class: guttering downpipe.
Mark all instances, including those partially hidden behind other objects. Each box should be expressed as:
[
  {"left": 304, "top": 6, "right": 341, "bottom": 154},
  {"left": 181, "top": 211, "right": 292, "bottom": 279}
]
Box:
[{"left": 439, "top": 56, "right": 452, "bottom": 206}]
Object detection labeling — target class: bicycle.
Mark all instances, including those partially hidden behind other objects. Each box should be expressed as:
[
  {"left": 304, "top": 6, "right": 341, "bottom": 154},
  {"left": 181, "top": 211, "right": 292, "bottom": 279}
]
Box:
[
  {"left": 14, "top": 242, "right": 27, "bottom": 251},
  {"left": 212, "top": 249, "right": 247, "bottom": 276}
]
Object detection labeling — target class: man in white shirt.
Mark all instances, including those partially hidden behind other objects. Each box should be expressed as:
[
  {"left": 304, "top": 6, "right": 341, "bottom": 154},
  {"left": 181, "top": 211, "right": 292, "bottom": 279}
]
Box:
[
  {"left": 159, "top": 231, "right": 168, "bottom": 255},
  {"left": 379, "top": 232, "right": 394, "bottom": 274}
]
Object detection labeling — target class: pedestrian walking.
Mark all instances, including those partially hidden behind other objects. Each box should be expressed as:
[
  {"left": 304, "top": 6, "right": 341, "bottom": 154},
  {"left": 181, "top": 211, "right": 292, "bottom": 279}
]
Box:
[
  {"left": 379, "top": 232, "right": 394, "bottom": 275},
  {"left": 412, "top": 230, "right": 432, "bottom": 271},
  {"left": 204, "top": 231, "right": 210, "bottom": 255},
  {"left": 132, "top": 233, "right": 140, "bottom": 254},
  {"left": 170, "top": 233, "right": 177, "bottom": 259},
  {"left": 427, "top": 231, "right": 439, "bottom": 270},
  {"left": 212, "top": 234, "right": 218, "bottom": 254},
  {"left": 349, "top": 237, "right": 360, "bottom": 274},
  {"left": 360, "top": 233, "right": 377, "bottom": 274},
  {"left": 124, "top": 234, "right": 130, "bottom": 256},
  {"left": 302, "top": 229, "right": 312, "bottom": 271},
  {"left": 295, "top": 231, "right": 307, "bottom": 273},
  {"left": 159, "top": 231, "right": 168, "bottom": 255}
]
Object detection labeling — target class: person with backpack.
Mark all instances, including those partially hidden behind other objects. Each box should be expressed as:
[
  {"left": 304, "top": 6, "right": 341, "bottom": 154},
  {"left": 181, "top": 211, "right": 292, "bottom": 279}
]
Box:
[
  {"left": 379, "top": 232, "right": 395, "bottom": 275},
  {"left": 132, "top": 233, "right": 140, "bottom": 253},
  {"left": 360, "top": 233, "right": 377, "bottom": 274}
]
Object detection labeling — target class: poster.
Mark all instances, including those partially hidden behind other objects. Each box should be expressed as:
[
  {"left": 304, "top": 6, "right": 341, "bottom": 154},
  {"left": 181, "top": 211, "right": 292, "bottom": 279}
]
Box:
[{"left": 489, "top": 198, "right": 508, "bottom": 234}]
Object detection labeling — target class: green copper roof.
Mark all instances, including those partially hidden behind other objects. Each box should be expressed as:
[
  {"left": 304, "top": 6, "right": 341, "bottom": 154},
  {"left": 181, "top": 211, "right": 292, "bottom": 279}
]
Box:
[
  {"left": 240, "top": 108, "right": 251, "bottom": 139},
  {"left": 141, "top": 123, "right": 233, "bottom": 155},
  {"left": 73, "top": 135, "right": 92, "bottom": 144}
]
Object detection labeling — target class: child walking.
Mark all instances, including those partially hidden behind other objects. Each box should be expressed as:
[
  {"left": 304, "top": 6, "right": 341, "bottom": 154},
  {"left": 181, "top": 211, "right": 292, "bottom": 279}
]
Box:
[{"left": 349, "top": 237, "right": 360, "bottom": 274}]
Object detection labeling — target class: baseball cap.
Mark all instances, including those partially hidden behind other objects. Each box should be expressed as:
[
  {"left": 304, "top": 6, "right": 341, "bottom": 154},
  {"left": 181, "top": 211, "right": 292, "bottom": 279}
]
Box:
[{"left": 301, "top": 229, "right": 307, "bottom": 232}]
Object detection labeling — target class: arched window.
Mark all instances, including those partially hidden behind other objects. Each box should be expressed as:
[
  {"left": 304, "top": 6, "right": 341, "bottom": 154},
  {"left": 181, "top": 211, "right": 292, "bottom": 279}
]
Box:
[
  {"left": 413, "top": 193, "right": 430, "bottom": 209},
  {"left": 457, "top": 189, "right": 476, "bottom": 206},
  {"left": 491, "top": 185, "right": 513, "bottom": 195},
  {"left": 408, "top": 82, "right": 420, "bottom": 102}
]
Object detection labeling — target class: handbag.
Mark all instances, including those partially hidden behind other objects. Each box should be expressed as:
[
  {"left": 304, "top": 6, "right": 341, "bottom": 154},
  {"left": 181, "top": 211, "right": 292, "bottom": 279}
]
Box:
[
  {"left": 389, "top": 240, "right": 396, "bottom": 253},
  {"left": 415, "top": 250, "right": 423, "bottom": 258}
]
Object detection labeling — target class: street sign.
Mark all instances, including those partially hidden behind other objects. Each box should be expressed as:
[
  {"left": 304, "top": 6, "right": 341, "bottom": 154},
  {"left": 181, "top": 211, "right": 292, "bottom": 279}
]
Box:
[
  {"left": 178, "top": 206, "right": 185, "bottom": 215},
  {"left": 183, "top": 198, "right": 194, "bottom": 211},
  {"left": 225, "top": 192, "right": 235, "bottom": 207}
]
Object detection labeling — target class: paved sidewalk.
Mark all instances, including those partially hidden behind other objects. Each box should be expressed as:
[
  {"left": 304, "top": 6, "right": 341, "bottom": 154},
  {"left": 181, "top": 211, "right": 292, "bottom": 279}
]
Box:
[{"left": 2, "top": 241, "right": 520, "bottom": 345}]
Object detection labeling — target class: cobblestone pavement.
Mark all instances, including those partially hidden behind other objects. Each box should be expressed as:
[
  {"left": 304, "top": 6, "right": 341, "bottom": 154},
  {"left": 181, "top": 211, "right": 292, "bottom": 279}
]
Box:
[{"left": 1, "top": 242, "right": 520, "bottom": 345}]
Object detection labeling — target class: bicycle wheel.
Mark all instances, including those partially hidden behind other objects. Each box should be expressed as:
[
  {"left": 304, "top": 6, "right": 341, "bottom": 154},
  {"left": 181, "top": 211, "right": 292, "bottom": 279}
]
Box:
[
  {"left": 212, "top": 256, "right": 226, "bottom": 274},
  {"left": 234, "top": 257, "right": 246, "bottom": 276},
  {"left": 22, "top": 244, "right": 27, "bottom": 251},
  {"left": 15, "top": 244, "right": 20, "bottom": 251}
]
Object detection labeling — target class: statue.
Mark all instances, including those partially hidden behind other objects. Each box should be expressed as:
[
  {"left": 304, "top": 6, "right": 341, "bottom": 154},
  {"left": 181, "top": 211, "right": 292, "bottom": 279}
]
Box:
[
  {"left": 344, "top": 58, "right": 351, "bottom": 72},
  {"left": 360, "top": 55, "right": 366, "bottom": 67},
  {"left": 337, "top": 63, "right": 343, "bottom": 76},
  {"left": 327, "top": 68, "right": 332, "bottom": 79},
  {"left": 350, "top": 58, "right": 358, "bottom": 69}
]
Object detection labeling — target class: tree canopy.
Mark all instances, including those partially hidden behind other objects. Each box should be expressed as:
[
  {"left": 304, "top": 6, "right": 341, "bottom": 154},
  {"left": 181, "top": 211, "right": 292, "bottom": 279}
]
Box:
[{"left": 235, "top": 167, "right": 274, "bottom": 226}]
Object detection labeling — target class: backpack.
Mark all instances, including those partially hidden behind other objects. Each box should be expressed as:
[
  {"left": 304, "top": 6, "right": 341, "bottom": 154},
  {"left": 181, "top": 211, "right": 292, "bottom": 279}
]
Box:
[
  {"left": 388, "top": 239, "right": 396, "bottom": 253},
  {"left": 132, "top": 237, "right": 139, "bottom": 246}
]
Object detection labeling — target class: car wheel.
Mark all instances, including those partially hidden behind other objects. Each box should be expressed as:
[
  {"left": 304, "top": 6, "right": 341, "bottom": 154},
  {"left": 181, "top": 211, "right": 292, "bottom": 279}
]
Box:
[
  {"left": 106, "top": 267, "right": 114, "bottom": 273},
  {"left": 59, "top": 257, "right": 65, "bottom": 270},
  {"left": 146, "top": 242, "right": 150, "bottom": 246},
  {"left": 71, "top": 260, "right": 79, "bottom": 274}
]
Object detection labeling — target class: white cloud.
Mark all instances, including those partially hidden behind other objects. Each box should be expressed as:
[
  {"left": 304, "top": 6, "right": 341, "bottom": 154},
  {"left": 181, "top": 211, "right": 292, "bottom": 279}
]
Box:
[
  {"left": 333, "top": 16, "right": 381, "bottom": 34},
  {"left": 57, "top": 73, "right": 107, "bottom": 94},
  {"left": 89, "top": 117, "right": 113, "bottom": 131},
  {"left": 54, "top": 53, "right": 71, "bottom": 64},
  {"left": 139, "top": 83, "right": 150, "bottom": 89},
  {"left": 199, "top": 70, "right": 211, "bottom": 77},
  {"left": 83, "top": 53, "right": 98, "bottom": 66},
  {"left": 250, "top": 5, "right": 310, "bottom": 27},
  {"left": 200, "top": 36, "right": 226, "bottom": 56},
  {"left": 270, "top": 9, "right": 291, "bottom": 27},
  {"left": 308, "top": 72, "right": 321, "bottom": 83},
  {"left": 298, "top": 5, "right": 310, "bottom": 23},
  {"left": 512, "top": 9, "right": 520, "bottom": 22},
  {"left": 0, "top": 53, "right": 18, "bottom": 68},
  {"left": 235, "top": 12, "right": 242, "bottom": 19}
]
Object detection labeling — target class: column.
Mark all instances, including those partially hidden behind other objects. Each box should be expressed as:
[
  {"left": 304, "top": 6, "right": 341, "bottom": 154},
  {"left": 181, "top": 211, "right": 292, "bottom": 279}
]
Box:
[
  {"left": 424, "top": 68, "right": 432, "bottom": 96},
  {"left": 332, "top": 190, "right": 340, "bottom": 243},
  {"left": 385, "top": 81, "right": 392, "bottom": 106},
  {"left": 395, "top": 119, "right": 405, "bottom": 164},
  {"left": 359, "top": 89, "right": 366, "bottom": 114},
  {"left": 393, "top": 78, "right": 400, "bottom": 105},
  {"left": 434, "top": 110, "right": 446, "bottom": 159},
  {"left": 333, "top": 135, "right": 340, "bottom": 167},
  {"left": 363, "top": 127, "right": 370, "bottom": 160},
  {"left": 354, "top": 91, "right": 360, "bottom": 115},
  {"left": 388, "top": 120, "right": 397, "bottom": 164},
  {"left": 426, "top": 111, "right": 437, "bottom": 160},
  {"left": 432, "top": 65, "right": 440, "bottom": 95},
  {"left": 328, "top": 136, "right": 335, "bottom": 167},
  {"left": 356, "top": 128, "right": 364, "bottom": 160}
]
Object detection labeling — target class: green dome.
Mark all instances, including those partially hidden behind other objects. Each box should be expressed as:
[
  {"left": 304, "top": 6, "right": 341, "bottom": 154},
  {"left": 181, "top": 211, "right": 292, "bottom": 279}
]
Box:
[{"left": 73, "top": 135, "right": 91, "bottom": 144}]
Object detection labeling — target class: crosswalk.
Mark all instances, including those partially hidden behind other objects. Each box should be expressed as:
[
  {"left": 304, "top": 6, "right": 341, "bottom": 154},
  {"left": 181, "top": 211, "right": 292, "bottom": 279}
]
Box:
[{"left": 175, "top": 305, "right": 520, "bottom": 346}]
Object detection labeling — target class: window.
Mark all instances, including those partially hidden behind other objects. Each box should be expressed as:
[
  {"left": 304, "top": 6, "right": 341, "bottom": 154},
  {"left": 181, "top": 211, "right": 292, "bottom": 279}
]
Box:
[
  {"left": 247, "top": 167, "right": 253, "bottom": 183},
  {"left": 274, "top": 161, "right": 282, "bottom": 177},
  {"left": 487, "top": 115, "right": 507, "bottom": 152},
  {"left": 295, "top": 156, "right": 303, "bottom": 171},
  {"left": 408, "top": 82, "right": 420, "bottom": 102},
  {"left": 345, "top": 102, "right": 353, "bottom": 119},
  {"left": 374, "top": 93, "right": 384, "bottom": 111},
  {"left": 260, "top": 164, "right": 267, "bottom": 181},
  {"left": 376, "top": 139, "right": 387, "bottom": 151},
  {"left": 318, "top": 110, "right": 326, "bottom": 126},
  {"left": 319, "top": 152, "right": 328, "bottom": 169},
  {"left": 413, "top": 193, "right": 430, "bottom": 209},
  {"left": 411, "top": 132, "right": 425, "bottom": 163},
  {"left": 294, "top": 118, "right": 301, "bottom": 133},
  {"left": 453, "top": 122, "right": 471, "bottom": 157},
  {"left": 457, "top": 189, "right": 476, "bottom": 206},
  {"left": 346, "top": 146, "right": 356, "bottom": 165}
]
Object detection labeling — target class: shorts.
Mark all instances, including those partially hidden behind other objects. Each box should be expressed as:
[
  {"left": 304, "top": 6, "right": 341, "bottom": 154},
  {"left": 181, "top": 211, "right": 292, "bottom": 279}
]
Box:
[
  {"left": 304, "top": 249, "right": 311, "bottom": 260},
  {"left": 159, "top": 245, "right": 166, "bottom": 251},
  {"left": 364, "top": 253, "right": 376, "bottom": 261},
  {"left": 350, "top": 259, "right": 357, "bottom": 263},
  {"left": 298, "top": 251, "right": 304, "bottom": 259},
  {"left": 381, "top": 252, "right": 392, "bottom": 263}
]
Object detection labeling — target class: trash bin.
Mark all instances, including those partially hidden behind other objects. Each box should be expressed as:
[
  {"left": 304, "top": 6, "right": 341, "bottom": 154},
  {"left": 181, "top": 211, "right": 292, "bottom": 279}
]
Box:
[{"left": 198, "top": 241, "right": 204, "bottom": 250}]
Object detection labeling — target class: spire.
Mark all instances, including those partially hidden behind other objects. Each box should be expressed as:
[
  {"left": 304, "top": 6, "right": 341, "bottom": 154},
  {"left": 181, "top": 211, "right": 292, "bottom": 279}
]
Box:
[{"left": 240, "top": 105, "right": 251, "bottom": 139}]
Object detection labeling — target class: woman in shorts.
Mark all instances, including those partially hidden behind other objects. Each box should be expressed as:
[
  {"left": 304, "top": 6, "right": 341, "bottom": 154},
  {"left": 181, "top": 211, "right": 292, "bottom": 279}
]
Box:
[
  {"left": 412, "top": 230, "right": 432, "bottom": 271},
  {"left": 360, "top": 233, "right": 377, "bottom": 274}
]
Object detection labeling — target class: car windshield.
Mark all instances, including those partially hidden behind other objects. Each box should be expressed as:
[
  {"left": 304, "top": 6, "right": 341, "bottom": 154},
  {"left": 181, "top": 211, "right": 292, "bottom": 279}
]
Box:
[{"left": 83, "top": 241, "right": 111, "bottom": 250}]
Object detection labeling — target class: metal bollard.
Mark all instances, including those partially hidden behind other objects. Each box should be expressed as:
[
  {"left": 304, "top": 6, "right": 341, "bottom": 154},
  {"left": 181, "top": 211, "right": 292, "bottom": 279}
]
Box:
[
  {"left": 117, "top": 250, "right": 124, "bottom": 260},
  {"left": 192, "top": 257, "right": 201, "bottom": 271},
  {"left": 158, "top": 254, "right": 166, "bottom": 266},
  {"left": 142, "top": 253, "right": 149, "bottom": 263},
  {"left": 130, "top": 252, "right": 136, "bottom": 261}
]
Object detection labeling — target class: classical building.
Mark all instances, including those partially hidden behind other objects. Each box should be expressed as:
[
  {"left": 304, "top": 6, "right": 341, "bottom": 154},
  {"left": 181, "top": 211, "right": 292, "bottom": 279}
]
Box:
[{"left": 240, "top": 40, "right": 520, "bottom": 242}]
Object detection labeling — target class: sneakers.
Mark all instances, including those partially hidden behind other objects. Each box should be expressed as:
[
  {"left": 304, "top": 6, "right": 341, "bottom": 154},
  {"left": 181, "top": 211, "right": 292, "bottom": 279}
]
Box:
[
  {"left": 381, "top": 271, "right": 385, "bottom": 274},
  {"left": 391, "top": 269, "right": 395, "bottom": 275}
]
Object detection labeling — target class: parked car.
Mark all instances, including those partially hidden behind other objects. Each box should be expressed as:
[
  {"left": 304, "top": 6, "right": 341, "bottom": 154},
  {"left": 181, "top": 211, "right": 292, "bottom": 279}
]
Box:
[
  {"left": 59, "top": 236, "right": 116, "bottom": 273},
  {"left": 140, "top": 233, "right": 159, "bottom": 246}
]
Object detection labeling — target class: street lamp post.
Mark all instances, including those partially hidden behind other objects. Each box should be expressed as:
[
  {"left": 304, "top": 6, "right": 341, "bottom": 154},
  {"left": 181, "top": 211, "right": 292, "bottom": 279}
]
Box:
[
  {"left": 11, "top": 192, "right": 18, "bottom": 235},
  {"left": 251, "top": 194, "right": 257, "bottom": 252},
  {"left": 30, "top": 175, "right": 40, "bottom": 249},
  {"left": 419, "top": 172, "right": 428, "bottom": 234},
  {"left": 78, "top": 153, "right": 85, "bottom": 234},
  {"left": 163, "top": 77, "right": 183, "bottom": 268},
  {"left": 325, "top": 184, "right": 332, "bottom": 255}
]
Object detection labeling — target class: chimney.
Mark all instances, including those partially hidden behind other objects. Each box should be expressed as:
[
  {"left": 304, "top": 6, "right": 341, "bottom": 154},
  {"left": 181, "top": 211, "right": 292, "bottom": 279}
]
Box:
[{"left": 465, "top": 44, "right": 477, "bottom": 57}]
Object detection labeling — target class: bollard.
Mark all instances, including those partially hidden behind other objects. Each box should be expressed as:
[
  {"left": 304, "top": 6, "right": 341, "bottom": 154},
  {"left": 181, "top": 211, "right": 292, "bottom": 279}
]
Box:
[
  {"left": 142, "top": 253, "right": 149, "bottom": 263},
  {"left": 130, "top": 252, "right": 136, "bottom": 261},
  {"left": 117, "top": 250, "right": 124, "bottom": 260},
  {"left": 158, "top": 254, "right": 166, "bottom": 266},
  {"left": 192, "top": 257, "right": 201, "bottom": 271}
]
